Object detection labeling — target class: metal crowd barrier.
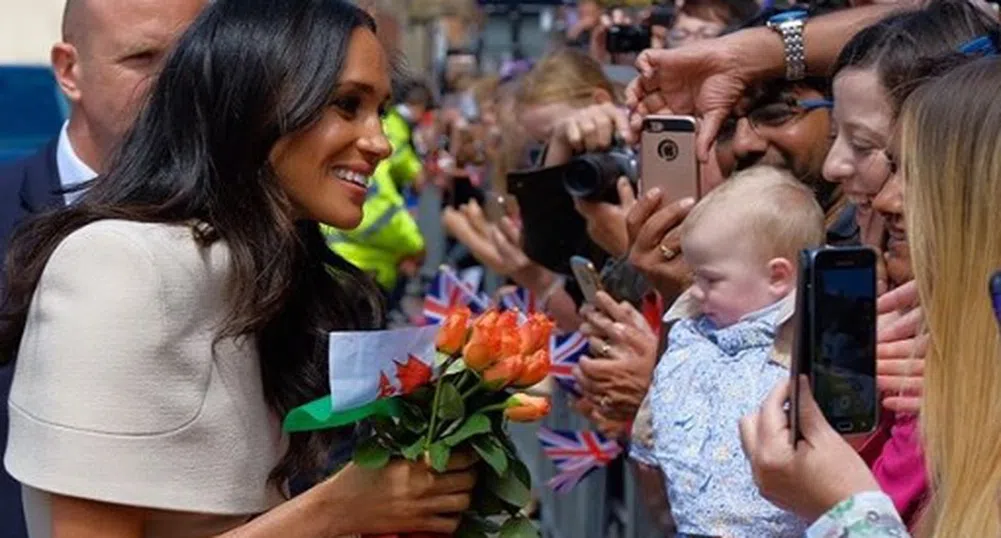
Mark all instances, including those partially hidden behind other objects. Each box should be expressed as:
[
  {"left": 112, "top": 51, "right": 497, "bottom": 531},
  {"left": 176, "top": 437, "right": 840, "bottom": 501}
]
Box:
[{"left": 415, "top": 186, "right": 664, "bottom": 538}]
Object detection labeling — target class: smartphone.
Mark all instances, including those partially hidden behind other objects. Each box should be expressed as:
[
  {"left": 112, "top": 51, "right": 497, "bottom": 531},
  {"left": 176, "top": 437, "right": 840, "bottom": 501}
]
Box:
[
  {"left": 789, "top": 249, "right": 814, "bottom": 444},
  {"left": 570, "top": 256, "right": 604, "bottom": 305},
  {"left": 640, "top": 115, "right": 700, "bottom": 204},
  {"left": 445, "top": 176, "right": 485, "bottom": 210},
  {"left": 798, "top": 247, "right": 879, "bottom": 437},
  {"left": 485, "top": 192, "right": 507, "bottom": 223},
  {"left": 991, "top": 271, "right": 1001, "bottom": 330}
]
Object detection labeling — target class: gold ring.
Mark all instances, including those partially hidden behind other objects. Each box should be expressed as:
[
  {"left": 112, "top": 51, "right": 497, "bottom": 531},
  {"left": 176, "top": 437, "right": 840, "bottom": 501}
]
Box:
[
  {"left": 599, "top": 342, "right": 611, "bottom": 356},
  {"left": 659, "top": 244, "right": 679, "bottom": 261}
]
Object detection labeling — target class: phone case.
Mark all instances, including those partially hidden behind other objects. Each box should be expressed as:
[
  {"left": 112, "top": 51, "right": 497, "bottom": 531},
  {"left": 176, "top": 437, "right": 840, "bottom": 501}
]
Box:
[
  {"left": 640, "top": 115, "right": 700, "bottom": 204},
  {"left": 570, "top": 256, "right": 603, "bottom": 304}
]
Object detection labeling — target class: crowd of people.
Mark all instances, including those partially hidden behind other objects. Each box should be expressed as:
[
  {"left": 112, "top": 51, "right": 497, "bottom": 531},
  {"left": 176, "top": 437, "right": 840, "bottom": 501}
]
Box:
[{"left": 2, "top": 0, "right": 1001, "bottom": 537}]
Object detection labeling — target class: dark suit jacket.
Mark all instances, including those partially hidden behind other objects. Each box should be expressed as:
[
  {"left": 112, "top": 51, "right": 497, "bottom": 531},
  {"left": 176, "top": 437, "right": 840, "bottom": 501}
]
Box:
[{"left": 0, "top": 139, "right": 63, "bottom": 538}]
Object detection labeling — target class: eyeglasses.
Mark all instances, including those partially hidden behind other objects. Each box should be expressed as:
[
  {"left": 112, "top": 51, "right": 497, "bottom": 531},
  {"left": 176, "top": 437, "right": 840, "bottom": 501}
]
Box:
[{"left": 718, "top": 98, "right": 833, "bottom": 141}]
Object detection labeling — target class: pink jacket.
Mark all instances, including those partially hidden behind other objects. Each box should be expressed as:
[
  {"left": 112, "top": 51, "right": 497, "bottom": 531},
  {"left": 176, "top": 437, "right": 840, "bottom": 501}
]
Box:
[{"left": 861, "top": 413, "right": 928, "bottom": 526}]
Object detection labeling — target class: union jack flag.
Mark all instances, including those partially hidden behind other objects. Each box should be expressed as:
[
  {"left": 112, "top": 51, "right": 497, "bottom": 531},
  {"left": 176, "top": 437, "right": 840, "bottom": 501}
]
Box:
[
  {"left": 538, "top": 427, "right": 623, "bottom": 493},
  {"left": 499, "top": 287, "right": 539, "bottom": 317},
  {"left": 422, "top": 267, "right": 491, "bottom": 325},
  {"left": 549, "top": 331, "right": 589, "bottom": 396}
]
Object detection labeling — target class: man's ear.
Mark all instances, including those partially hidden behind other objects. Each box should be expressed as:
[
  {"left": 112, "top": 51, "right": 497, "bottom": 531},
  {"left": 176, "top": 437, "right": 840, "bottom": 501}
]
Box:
[
  {"left": 768, "top": 257, "right": 795, "bottom": 299},
  {"left": 51, "top": 42, "right": 82, "bottom": 104},
  {"left": 592, "top": 88, "right": 612, "bottom": 105}
]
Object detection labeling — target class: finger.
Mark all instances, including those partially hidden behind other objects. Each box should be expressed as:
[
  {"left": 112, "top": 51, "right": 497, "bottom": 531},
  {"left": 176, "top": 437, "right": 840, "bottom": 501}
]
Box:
[
  {"left": 878, "top": 308, "right": 924, "bottom": 343},
  {"left": 573, "top": 363, "right": 602, "bottom": 394},
  {"left": 617, "top": 177, "right": 637, "bottom": 208},
  {"left": 498, "top": 216, "right": 521, "bottom": 244},
  {"left": 626, "top": 189, "right": 665, "bottom": 242},
  {"left": 877, "top": 280, "right": 919, "bottom": 314},
  {"left": 796, "top": 377, "right": 838, "bottom": 441},
  {"left": 634, "top": 49, "right": 657, "bottom": 80},
  {"left": 697, "top": 109, "right": 728, "bottom": 162},
  {"left": 429, "top": 470, "right": 477, "bottom": 495},
  {"left": 444, "top": 451, "right": 478, "bottom": 471},
  {"left": 565, "top": 120, "right": 585, "bottom": 153},
  {"left": 876, "top": 375, "right": 923, "bottom": 396},
  {"left": 611, "top": 107, "right": 632, "bottom": 144},
  {"left": 877, "top": 355, "right": 926, "bottom": 376},
  {"left": 738, "top": 413, "right": 760, "bottom": 460},
  {"left": 582, "top": 307, "right": 617, "bottom": 338},
  {"left": 882, "top": 396, "right": 922, "bottom": 415},
  {"left": 415, "top": 516, "right": 464, "bottom": 535},
  {"left": 587, "top": 116, "right": 613, "bottom": 153},
  {"left": 578, "top": 355, "right": 615, "bottom": 384},
  {"left": 756, "top": 378, "right": 793, "bottom": 441},
  {"left": 419, "top": 492, "right": 471, "bottom": 515},
  {"left": 635, "top": 198, "right": 696, "bottom": 250}
]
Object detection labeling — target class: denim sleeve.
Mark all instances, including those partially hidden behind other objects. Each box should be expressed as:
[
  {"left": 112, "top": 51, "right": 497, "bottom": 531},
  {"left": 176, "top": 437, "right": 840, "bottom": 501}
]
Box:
[{"left": 806, "top": 491, "right": 910, "bottom": 538}]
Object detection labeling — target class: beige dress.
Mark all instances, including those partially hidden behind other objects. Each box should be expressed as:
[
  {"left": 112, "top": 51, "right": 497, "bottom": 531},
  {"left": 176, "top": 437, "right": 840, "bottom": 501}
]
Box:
[{"left": 4, "top": 220, "right": 286, "bottom": 538}]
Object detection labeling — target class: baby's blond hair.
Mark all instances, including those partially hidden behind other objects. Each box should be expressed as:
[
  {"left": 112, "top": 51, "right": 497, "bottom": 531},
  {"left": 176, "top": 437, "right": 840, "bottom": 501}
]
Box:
[{"left": 682, "top": 165, "right": 825, "bottom": 263}]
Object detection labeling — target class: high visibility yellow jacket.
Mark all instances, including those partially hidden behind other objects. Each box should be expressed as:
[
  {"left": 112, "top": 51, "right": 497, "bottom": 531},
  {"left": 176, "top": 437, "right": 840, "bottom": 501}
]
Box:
[{"left": 323, "top": 109, "right": 424, "bottom": 290}]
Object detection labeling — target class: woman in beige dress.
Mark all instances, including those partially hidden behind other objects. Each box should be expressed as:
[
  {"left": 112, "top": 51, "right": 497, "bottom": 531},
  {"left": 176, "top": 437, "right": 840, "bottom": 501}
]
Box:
[{"left": 0, "top": 0, "right": 476, "bottom": 536}]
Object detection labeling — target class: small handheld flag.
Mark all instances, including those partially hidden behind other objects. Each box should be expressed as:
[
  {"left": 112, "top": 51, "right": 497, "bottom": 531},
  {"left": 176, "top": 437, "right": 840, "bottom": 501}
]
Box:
[
  {"left": 549, "top": 332, "right": 589, "bottom": 396},
  {"left": 538, "top": 427, "right": 623, "bottom": 493}
]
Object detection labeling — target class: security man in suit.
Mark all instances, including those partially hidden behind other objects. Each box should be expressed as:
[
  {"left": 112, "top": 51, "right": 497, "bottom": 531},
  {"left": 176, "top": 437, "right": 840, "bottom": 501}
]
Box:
[{"left": 0, "top": 1, "right": 206, "bottom": 535}]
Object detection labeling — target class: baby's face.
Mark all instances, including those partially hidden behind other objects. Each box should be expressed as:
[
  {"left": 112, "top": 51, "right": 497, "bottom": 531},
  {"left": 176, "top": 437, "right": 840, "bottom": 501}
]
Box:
[{"left": 683, "top": 227, "right": 779, "bottom": 328}]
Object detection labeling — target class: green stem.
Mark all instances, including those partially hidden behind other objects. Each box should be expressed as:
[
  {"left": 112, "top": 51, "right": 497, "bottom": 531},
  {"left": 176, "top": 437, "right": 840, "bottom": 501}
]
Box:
[
  {"left": 461, "top": 383, "right": 482, "bottom": 401},
  {"left": 426, "top": 353, "right": 461, "bottom": 449}
]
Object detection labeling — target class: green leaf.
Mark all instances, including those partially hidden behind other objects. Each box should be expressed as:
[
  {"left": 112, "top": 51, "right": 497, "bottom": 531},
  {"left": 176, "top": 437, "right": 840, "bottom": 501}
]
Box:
[
  {"left": 472, "top": 435, "right": 509, "bottom": 477},
  {"left": 499, "top": 516, "right": 540, "bottom": 538},
  {"left": 486, "top": 465, "right": 531, "bottom": 508},
  {"left": 437, "top": 382, "right": 465, "bottom": 420},
  {"left": 352, "top": 437, "right": 391, "bottom": 469},
  {"left": 511, "top": 458, "right": 532, "bottom": 490},
  {"left": 472, "top": 485, "right": 507, "bottom": 516},
  {"left": 401, "top": 438, "right": 424, "bottom": 461},
  {"left": 446, "top": 357, "right": 469, "bottom": 376},
  {"left": 428, "top": 441, "right": 451, "bottom": 472},
  {"left": 444, "top": 414, "right": 492, "bottom": 447},
  {"left": 454, "top": 513, "right": 497, "bottom": 538},
  {"left": 400, "top": 401, "right": 427, "bottom": 433}
]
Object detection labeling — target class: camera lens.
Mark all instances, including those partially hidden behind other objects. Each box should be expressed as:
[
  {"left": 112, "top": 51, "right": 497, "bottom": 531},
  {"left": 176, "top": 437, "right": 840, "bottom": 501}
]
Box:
[{"left": 564, "top": 153, "right": 632, "bottom": 202}]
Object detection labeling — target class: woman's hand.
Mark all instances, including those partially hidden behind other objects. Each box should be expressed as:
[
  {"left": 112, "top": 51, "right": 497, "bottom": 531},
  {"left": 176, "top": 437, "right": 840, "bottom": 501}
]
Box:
[
  {"left": 573, "top": 177, "right": 637, "bottom": 258},
  {"left": 441, "top": 204, "right": 506, "bottom": 275},
  {"left": 739, "top": 378, "right": 881, "bottom": 522},
  {"left": 544, "top": 103, "right": 633, "bottom": 168},
  {"left": 572, "top": 291, "right": 659, "bottom": 421},
  {"left": 876, "top": 280, "right": 925, "bottom": 415},
  {"left": 626, "top": 33, "right": 754, "bottom": 160},
  {"left": 323, "top": 453, "right": 477, "bottom": 536},
  {"left": 625, "top": 189, "right": 696, "bottom": 303}
]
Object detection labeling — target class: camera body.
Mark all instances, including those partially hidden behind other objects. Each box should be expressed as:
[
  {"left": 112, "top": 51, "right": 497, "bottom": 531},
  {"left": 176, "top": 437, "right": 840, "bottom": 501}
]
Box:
[
  {"left": 564, "top": 143, "right": 639, "bottom": 204},
  {"left": 606, "top": 24, "right": 652, "bottom": 54}
]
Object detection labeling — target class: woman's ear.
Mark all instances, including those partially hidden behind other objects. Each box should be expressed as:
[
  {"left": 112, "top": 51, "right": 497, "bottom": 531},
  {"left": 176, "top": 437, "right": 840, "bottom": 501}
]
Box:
[
  {"left": 592, "top": 88, "right": 613, "bottom": 105},
  {"left": 768, "top": 257, "right": 795, "bottom": 299}
]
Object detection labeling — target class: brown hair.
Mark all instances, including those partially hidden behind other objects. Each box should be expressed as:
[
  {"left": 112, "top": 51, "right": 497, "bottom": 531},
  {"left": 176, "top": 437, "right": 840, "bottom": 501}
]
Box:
[{"left": 515, "top": 48, "right": 618, "bottom": 110}]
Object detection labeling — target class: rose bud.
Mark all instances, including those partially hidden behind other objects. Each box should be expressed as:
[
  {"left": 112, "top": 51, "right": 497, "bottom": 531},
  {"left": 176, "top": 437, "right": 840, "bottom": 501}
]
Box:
[
  {"left": 435, "top": 306, "right": 471, "bottom": 355},
  {"left": 504, "top": 394, "right": 551, "bottom": 422},
  {"left": 462, "top": 310, "right": 502, "bottom": 371},
  {"left": 519, "top": 313, "right": 554, "bottom": 355},
  {"left": 482, "top": 354, "right": 526, "bottom": 390},
  {"left": 513, "top": 348, "right": 550, "bottom": 388}
]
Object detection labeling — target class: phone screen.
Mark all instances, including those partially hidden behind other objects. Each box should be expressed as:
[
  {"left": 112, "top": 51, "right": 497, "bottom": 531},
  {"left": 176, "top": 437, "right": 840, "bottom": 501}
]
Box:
[{"left": 812, "top": 254, "right": 878, "bottom": 435}]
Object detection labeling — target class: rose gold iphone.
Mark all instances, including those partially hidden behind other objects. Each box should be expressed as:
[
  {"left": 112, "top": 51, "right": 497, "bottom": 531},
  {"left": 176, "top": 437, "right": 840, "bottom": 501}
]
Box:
[{"left": 640, "top": 115, "right": 700, "bottom": 204}]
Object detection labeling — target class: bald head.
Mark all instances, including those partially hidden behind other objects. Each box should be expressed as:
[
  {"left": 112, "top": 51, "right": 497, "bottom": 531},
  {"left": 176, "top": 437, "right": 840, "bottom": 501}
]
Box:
[{"left": 54, "top": 0, "right": 207, "bottom": 171}]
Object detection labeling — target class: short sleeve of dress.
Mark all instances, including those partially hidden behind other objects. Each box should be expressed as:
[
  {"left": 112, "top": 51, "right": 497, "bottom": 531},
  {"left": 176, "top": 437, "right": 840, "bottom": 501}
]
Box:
[{"left": 3, "top": 221, "right": 277, "bottom": 513}]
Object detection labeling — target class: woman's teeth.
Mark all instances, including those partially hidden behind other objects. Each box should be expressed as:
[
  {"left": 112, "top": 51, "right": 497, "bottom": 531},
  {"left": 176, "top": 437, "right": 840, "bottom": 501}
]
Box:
[{"left": 333, "top": 168, "right": 369, "bottom": 188}]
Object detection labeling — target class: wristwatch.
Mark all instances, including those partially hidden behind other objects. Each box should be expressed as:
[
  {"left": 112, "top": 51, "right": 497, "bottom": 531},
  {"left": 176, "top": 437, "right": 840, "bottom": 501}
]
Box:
[{"left": 767, "top": 10, "right": 808, "bottom": 82}]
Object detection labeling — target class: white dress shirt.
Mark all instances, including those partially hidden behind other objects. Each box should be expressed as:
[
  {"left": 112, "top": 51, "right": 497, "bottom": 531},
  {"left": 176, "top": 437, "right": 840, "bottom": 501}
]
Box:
[{"left": 55, "top": 122, "right": 97, "bottom": 205}]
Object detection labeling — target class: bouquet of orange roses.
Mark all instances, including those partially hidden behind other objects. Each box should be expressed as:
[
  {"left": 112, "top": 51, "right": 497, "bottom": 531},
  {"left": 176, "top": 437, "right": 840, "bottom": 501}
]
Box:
[{"left": 352, "top": 307, "right": 553, "bottom": 538}]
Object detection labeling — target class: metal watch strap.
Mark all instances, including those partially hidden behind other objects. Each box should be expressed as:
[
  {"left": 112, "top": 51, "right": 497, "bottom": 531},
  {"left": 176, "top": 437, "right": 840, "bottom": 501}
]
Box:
[{"left": 775, "top": 17, "right": 806, "bottom": 81}]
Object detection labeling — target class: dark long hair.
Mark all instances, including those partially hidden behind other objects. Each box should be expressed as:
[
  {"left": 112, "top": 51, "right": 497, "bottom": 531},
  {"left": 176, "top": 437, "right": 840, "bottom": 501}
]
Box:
[
  {"left": 832, "top": 0, "right": 998, "bottom": 116},
  {"left": 0, "top": 0, "right": 386, "bottom": 487}
]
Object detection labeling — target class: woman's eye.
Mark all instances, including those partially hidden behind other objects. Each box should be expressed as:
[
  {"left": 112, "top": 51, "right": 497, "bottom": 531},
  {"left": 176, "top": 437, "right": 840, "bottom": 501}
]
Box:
[{"left": 332, "top": 96, "right": 361, "bottom": 116}]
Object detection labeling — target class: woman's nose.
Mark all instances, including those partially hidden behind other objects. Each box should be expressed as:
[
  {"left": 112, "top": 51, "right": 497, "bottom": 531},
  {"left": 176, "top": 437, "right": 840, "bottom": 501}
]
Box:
[{"left": 822, "top": 140, "right": 854, "bottom": 186}]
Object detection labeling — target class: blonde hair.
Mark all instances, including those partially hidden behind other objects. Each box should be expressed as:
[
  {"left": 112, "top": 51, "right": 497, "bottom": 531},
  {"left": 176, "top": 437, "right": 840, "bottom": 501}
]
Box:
[
  {"left": 900, "top": 57, "right": 1001, "bottom": 538},
  {"left": 682, "top": 165, "right": 825, "bottom": 263},
  {"left": 515, "top": 48, "right": 619, "bottom": 110}
]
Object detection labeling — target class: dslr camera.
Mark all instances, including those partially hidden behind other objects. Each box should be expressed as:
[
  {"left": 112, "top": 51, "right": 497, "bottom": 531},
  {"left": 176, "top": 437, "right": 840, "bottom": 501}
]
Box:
[{"left": 563, "top": 142, "right": 638, "bottom": 204}]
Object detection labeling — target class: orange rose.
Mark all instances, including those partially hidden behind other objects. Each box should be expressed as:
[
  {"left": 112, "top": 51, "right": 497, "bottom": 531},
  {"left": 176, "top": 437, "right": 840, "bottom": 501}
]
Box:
[
  {"left": 519, "top": 313, "right": 554, "bottom": 355},
  {"left": 513, "top": 348, "right": 550, "bottom": 388},
  {"left": 497, "top": 310, "right": 522, "bottom": 359},
  {"left": 504, "top": 394, "right": 551, "bottom": 422},
  {"left": 462, "top": 311, "right": 503, "bottom": 371},
  {"left": 482, "top": 354, "right": 526, "bottom": 390},
  {"left": 436, "top": 307, "right": 471, "bottom": 355}
]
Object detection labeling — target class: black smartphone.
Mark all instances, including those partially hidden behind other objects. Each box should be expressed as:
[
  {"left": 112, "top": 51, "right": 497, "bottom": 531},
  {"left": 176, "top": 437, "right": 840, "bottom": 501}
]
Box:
[
  {"left": 445, "top": 176, "right": 485, "bottom": 210},
  {"left": 797, "top": 247, "right": 879, "bottom": 437},
  {"left": 991, "top": 271, "right": 1001, "bottom": 331},
  {"left": 789, "top": 249, "right": 813, "bottom": 444}
]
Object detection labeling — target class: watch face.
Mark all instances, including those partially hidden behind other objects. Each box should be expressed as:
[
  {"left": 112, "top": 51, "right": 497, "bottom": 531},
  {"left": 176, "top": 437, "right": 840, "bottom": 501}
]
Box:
[{"left": 771, "top": 10, "right": 808, "bottom": 23}]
